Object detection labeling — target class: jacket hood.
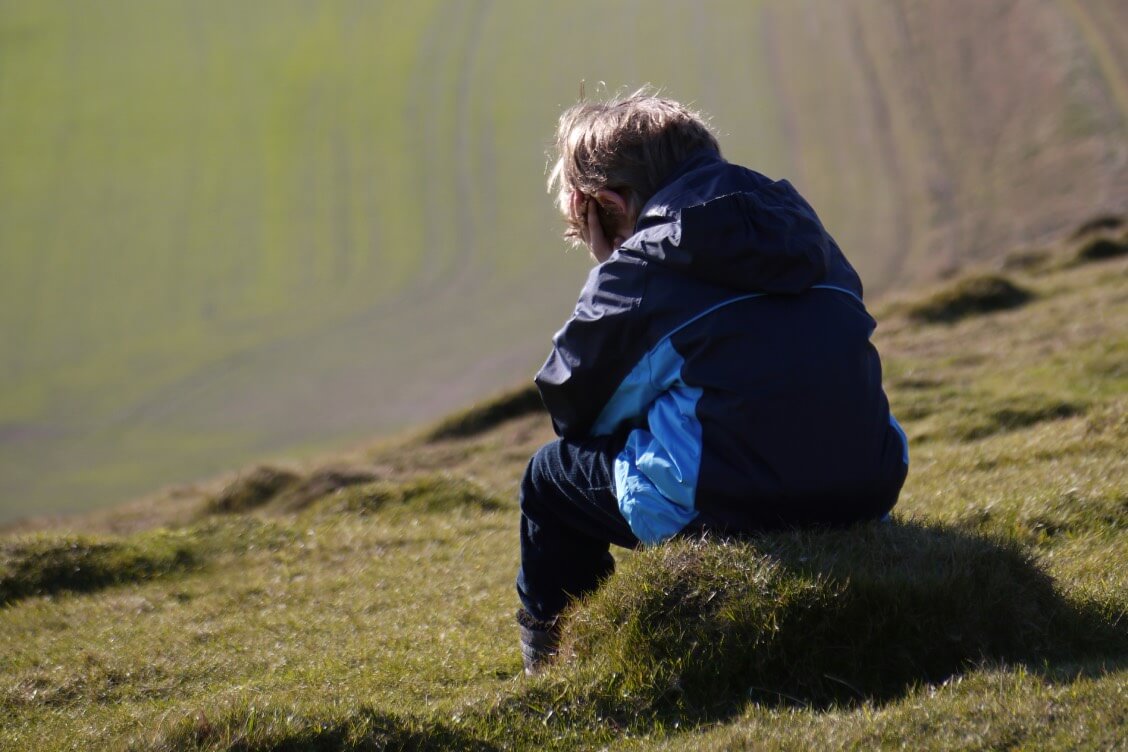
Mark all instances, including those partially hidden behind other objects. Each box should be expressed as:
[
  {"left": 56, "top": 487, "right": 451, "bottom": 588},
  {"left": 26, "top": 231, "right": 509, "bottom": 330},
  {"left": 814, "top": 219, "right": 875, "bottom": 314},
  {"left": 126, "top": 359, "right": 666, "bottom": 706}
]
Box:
[{"left": 618, "top": 150, "right": 860, "bottom": 296}]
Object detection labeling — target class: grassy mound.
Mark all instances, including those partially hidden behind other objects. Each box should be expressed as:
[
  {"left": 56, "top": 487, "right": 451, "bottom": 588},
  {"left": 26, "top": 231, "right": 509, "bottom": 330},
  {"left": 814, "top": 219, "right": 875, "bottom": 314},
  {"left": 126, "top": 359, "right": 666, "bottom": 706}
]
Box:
[
  {"left": 1074, "top": 234, "right": 1128, "bottom": 264},
  {"left": 0, "top": 532, "right": 197, "bottom": 605},
  {"left": 1068, "top": 213, "right": 1124, "bottom": 240},
  {"left": 1001, "top": 247, "right": 1052, "bottom": 272},
  {"left": 148, "top": 702, "right": 495, "bottom": 752},
  {"left": 422, "top": 384, "right": 545, "bottom": 441},
  {"left": 547, "top": 522, "right": 1122, "bottom": 720},
  {"left": 272, "top": 467, "right": 382, "bottom": 512},
  {"left": 317, "top": 475, "right": 506, "bottom": 516},
  {"left": 206, "top": 467, "right": 301, "bottom": 514},
  {"left": 947, "top": 394, "right": 1085, "bottom": 442},
  {"left": 907, "top": 274, "right": 1032, "bottom": 323},
  {"left": 205, "top": 465, "right": 384, "bottom": 516}
]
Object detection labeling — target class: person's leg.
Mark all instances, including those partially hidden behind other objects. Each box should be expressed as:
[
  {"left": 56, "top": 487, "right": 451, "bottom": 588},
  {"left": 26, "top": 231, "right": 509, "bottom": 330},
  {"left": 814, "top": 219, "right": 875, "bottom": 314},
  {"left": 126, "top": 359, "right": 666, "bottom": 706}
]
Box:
[{"left": 515, "top": 436, "right": 638, "bottom": 671}]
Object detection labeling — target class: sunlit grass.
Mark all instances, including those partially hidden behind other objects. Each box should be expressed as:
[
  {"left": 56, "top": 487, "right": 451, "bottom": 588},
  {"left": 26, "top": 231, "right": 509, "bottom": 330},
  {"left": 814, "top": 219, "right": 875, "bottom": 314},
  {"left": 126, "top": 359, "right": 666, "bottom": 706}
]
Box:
[{"left": 1, "top": 246, "right": 1125, "bottom": 749}]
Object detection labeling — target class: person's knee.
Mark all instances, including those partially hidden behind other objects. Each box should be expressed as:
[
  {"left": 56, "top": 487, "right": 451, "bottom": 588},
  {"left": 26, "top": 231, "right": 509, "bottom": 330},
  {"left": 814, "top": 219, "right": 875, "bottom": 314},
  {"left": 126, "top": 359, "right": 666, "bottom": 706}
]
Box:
[{"left": 520, "top": 441, "right": 560, "bottom": 517}]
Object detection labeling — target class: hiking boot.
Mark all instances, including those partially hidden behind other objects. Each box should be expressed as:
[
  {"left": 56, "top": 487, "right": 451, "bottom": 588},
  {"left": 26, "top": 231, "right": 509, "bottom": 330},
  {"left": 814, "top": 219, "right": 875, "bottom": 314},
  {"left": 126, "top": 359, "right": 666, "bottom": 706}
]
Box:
[{"left": 516, "top": 609, "right": 560, "bottom": 676}]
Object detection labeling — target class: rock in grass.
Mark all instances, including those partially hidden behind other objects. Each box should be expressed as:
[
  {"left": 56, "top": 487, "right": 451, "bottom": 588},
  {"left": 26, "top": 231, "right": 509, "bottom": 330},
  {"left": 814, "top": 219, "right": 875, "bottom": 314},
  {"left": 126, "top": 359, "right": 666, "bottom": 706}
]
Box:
[
  {"left": 0, "top": 532, "right": 197, "bottom": 604},
  {"left": 561, "top": 522, "right": 1121, "bottom": 716},
  {"left": 907, "top": 274, "right": 1032, "bottom": 324}
]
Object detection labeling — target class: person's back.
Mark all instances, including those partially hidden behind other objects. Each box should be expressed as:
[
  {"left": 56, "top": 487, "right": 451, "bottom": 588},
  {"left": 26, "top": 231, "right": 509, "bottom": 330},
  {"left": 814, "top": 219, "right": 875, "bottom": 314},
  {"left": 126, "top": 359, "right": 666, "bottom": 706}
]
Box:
[{"left": 516, "top": 89, "right": 908, "bottom": 674}]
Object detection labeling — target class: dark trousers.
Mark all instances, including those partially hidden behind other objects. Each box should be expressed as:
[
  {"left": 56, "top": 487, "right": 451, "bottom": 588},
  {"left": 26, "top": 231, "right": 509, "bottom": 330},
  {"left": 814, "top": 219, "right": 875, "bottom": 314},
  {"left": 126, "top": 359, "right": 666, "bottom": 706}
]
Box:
[{"left": 516, "top": 437, "right": 639, "bottom": 623}]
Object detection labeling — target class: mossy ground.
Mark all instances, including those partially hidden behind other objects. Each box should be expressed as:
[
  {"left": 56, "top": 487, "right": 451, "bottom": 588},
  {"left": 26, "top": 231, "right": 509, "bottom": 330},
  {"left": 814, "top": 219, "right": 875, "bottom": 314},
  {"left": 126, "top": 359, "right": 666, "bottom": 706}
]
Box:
[{"left": 2, "top": 248, "right": 1126, "bottom": 750}]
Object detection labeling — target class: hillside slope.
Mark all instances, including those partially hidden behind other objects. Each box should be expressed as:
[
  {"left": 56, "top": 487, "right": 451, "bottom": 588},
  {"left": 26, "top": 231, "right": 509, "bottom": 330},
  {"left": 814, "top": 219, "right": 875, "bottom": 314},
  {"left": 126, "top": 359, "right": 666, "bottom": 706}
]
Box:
[
  {"left": 1, "top": 229, "right": 1125, "bottom": 749},
  {"left": 2, "top": 0, "right": 1126, "bottom": 521}
]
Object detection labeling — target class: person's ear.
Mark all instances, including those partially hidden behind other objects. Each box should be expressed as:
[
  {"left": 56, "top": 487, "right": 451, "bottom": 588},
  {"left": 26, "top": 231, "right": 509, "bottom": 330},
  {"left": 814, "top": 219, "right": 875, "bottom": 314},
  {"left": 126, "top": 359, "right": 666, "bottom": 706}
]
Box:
[{"left": 593, "top": 188, "right": 629, "bottom": 219}]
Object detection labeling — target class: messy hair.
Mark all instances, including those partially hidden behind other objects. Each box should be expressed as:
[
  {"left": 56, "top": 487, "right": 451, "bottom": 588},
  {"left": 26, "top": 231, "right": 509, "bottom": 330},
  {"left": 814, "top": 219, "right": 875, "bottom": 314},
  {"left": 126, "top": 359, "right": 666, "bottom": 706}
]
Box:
[{"left": 547, "top": 86, "right": 720, "bottom": 243}]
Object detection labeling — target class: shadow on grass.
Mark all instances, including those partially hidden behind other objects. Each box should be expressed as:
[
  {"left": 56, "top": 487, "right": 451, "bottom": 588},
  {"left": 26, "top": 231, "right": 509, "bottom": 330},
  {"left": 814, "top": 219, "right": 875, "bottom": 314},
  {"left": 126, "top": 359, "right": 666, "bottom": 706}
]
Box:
[
  {"left": 147, "top": 704, "right": 498, "bottom": 752},
  {"left": 135, "top": 521, "right": 1124, "bottom": 751},
  {"left": 1, "top": 532, "right": 197, "bottom": 606},
  {"left": 491, "top": 520, "right": 1125, "bottom": 741},
  {"left": 1074, "top": 233, "right": 1128, "bottom": 264}
]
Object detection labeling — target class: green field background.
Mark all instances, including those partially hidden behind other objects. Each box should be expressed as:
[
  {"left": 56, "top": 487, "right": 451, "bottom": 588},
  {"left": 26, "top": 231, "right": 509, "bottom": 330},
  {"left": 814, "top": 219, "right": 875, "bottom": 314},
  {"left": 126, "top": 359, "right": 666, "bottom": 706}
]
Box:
[{"left": 2, "top": 0, "right": 1126, "bottom": 521}]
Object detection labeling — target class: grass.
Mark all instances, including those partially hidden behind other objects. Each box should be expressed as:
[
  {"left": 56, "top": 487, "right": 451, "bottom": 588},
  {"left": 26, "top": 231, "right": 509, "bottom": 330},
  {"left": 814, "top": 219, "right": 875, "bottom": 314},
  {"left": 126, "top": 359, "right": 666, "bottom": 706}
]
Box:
[
  {"left": 549, "top": 524, "right": 1121, "bottom": 717},
  {"left": 1, "top": 236, "right": 1126, "bottom": 749},
  {"left": 1068, "top": 212, "right": 1124, "bottom": 240},
  {"left": 1074, "top": 233, "right": 1128, "bottom": 263},
  {"left": 3, "top": 0, "right": 1127, "bottom": 523},
  {"left": 0, "top": 531, "right": 197, "bottom": 605},
  {"left": 205, "top": 467, "right": 302, "bottom": 515},
  {"left": 421, "top": 384, "right": 545, "bottom": 442},
  {"left": 905, "top": 274, "right": 1033, "bottom": 323}
]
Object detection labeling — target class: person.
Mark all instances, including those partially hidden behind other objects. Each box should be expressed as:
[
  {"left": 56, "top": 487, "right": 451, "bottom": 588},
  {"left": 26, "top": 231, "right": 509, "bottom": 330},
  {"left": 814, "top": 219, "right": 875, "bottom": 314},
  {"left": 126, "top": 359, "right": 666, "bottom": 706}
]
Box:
[{"left": 516, "top": 90, "right": 909, "bottom": 675}]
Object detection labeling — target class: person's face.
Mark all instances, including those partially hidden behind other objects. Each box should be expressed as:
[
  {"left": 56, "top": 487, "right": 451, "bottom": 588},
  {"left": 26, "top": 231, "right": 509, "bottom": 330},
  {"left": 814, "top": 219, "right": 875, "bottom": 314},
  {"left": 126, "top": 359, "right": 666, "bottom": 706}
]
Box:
[{"left": 571, "top": 188, "right": 636, "bottom": 264}]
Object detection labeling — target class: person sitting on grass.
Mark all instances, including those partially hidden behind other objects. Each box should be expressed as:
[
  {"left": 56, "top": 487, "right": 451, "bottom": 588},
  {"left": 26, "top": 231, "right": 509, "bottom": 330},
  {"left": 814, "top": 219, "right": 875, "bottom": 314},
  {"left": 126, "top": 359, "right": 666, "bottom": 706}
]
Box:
[{"left": 516, "top": 89, "right": 909, "bottom": 675}]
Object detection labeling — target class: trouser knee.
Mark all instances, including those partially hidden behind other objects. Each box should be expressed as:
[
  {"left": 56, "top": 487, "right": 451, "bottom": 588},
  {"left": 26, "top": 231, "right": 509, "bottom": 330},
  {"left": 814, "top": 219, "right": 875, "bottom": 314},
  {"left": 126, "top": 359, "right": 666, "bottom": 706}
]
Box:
[{"left": 519, "top": 441, "right": 558, "bottom": 518}]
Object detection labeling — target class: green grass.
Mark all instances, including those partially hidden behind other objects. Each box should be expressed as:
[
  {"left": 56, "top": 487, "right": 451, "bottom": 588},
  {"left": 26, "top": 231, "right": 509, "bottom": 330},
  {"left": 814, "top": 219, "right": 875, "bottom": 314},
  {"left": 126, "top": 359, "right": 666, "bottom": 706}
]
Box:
[
  {"left": 0, "top": 531, "right": 197, "bottom": 605},
  {"left": 3, "top": 0, "right": 1127, "bottom": 522},
  {"left": 1, "top": 242, "right": 1126, "bottom": 749}
]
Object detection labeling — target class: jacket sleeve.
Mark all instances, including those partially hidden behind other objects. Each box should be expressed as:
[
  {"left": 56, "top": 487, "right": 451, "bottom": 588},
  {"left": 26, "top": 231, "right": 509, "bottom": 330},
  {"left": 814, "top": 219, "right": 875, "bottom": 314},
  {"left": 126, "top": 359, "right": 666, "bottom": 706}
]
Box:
[{"left": 534, "top": 254, "right": 651, "bottom": 440}]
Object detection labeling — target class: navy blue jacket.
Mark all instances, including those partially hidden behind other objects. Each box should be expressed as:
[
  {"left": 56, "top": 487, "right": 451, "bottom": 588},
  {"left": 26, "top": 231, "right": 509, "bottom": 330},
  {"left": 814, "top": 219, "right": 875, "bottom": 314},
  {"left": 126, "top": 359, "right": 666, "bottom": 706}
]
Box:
[{"left": 535, "top": 150, "right": 908, "bottom": 544}]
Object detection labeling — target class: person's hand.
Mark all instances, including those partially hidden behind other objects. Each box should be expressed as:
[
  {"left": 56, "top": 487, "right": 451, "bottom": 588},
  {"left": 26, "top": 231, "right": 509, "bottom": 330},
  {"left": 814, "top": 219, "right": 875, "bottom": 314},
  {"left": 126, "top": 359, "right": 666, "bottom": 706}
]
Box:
[{"left": 570, "top": 189, "right": 618, "bottom": 264}]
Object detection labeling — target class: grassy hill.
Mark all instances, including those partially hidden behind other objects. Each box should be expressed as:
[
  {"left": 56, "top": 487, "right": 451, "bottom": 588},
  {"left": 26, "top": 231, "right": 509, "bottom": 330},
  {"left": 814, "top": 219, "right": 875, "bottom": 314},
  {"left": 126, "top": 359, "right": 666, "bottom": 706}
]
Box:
[
  {"left": 1, "top": 227, "right": 1125, "bottom": 749},
  {"left": 2, "top": 0, "right": 1127, "bottom": 521}
]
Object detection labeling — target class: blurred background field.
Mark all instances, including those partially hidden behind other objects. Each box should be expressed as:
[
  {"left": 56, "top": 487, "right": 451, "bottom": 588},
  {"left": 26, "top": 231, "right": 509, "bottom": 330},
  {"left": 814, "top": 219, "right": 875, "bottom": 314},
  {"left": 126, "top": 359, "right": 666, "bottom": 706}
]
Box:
[{"left": 1, "top": 0, "right": 1126, "bottom": 521}]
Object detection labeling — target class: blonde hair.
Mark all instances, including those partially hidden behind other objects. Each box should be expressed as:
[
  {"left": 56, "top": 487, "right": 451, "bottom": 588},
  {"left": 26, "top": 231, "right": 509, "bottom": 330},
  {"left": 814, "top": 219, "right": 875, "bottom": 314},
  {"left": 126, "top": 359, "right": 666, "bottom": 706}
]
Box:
[{"left": 547, "top": 87, "right": 720, "bottom": 242}]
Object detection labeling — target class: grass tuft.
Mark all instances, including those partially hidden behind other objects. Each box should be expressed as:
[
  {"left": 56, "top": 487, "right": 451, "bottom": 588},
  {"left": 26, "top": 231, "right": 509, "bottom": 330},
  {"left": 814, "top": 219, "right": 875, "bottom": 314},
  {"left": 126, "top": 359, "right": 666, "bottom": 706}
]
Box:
[
  {"left": 957, "top": 491, "right": 1128, "bottom": 545},
  {"left": 272, "top": 466, "right": 381, "bottom": 512},
  {"left": 950, "top": 394, "right": 1085, "bottom": 441},
  {"left": 1068, "top": 213, "right": 1124, "bottom": 241},
  {"left": 317, "top": 475, "right": 505, "bottom": 516},
  {"left": 906, "top": 274, "right": 1033, "bottom": 323},
  {"left": 422, "top": 385, "right": 545, "bottom": 442},
  {"left": 205, "top": 467, "right": 301, "bottom": 515},
  {"left": 0, "top": 531, "right": 197, "bottom": 605},
  {"left": 145, "top": 701, "right": 496, "bottom": 752},
  {"left": 544, "top": 522, "right": 1123, "bottom": 719},
  {"left": 1073, "top": 234, "right": 1128, "bottom": 264},
  {"left": 1000, "top": 247, "right": 1052, "bottom": 272}
]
